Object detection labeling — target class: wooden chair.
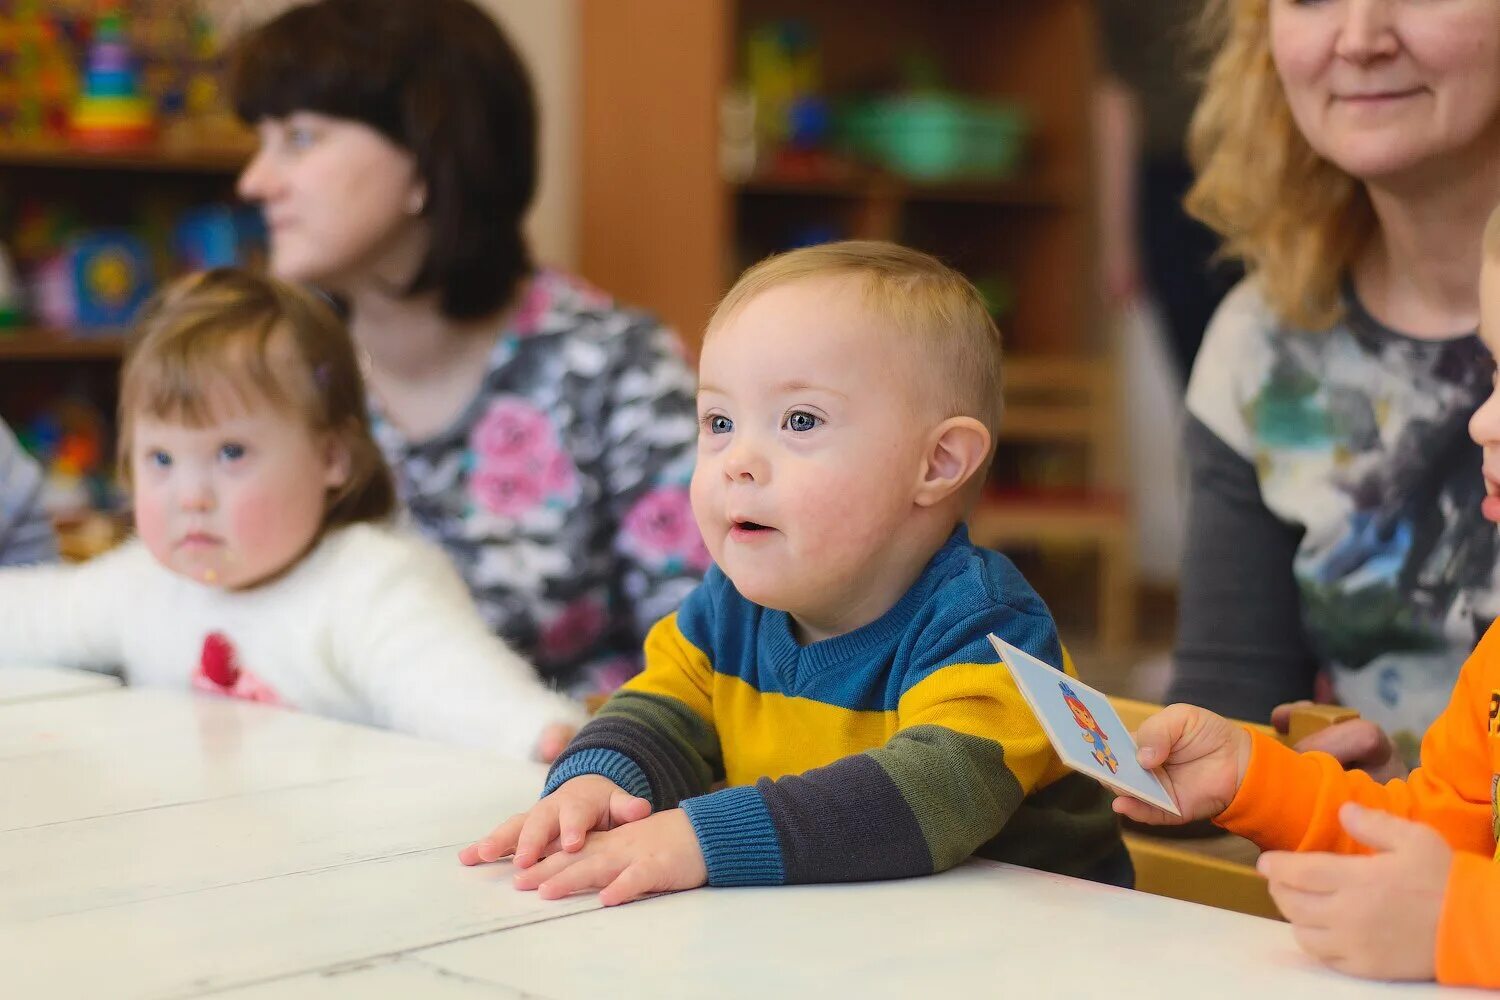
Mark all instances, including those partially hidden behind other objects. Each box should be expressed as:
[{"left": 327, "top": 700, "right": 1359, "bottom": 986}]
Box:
[{"left": 1108, "top": 697, "right": 1357, "bottom": 921}]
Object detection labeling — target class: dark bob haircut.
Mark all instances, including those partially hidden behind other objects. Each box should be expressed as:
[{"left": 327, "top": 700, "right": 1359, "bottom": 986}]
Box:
[{"left": 229, "top": 0, "right": 537, "bottom": 321}]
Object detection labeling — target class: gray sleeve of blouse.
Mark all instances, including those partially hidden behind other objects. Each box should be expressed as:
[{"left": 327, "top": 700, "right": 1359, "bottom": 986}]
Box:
[
  {"left": 0, "top": 419, "right": 58, "bottom": 567},
  {"left": 1166, "top": 414, "right": 1321, "bottom": 723}
]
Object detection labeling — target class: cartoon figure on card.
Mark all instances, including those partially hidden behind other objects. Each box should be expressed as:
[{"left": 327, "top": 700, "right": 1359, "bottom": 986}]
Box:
[{"left": 1059, "top": 681, "right": 1119, "bottom": 774}]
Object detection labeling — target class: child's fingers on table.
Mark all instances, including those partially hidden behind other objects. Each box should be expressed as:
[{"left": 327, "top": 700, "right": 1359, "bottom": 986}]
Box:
[
  {"left": 1263, "top": 880, "right": 1334, "bottom": 929},
  {"left": 1288, "top": 923, "right": 1343, "bottom": 968},
  {"left": 513, "top": 803, "right": 563, "bottom": 867},
  {"left": 598, "top": 860, "right": 669, "bottom": 907},
  {"left": 557, "top": 799, "right": 598, "bottom": 850},
  {"left": 458, "top": 812, "right": 526, "bottom": 865},
  {"left": 512, "top": 842, "right": 588, "bottom": 890},
  {"left": 538, "top": 855, "right": 625, "bottom": 901}
]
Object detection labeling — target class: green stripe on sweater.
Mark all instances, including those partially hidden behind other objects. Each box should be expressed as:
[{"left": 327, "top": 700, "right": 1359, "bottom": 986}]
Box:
[{"left": 868, "top": 724, "right": 1025, "bottom": 871}]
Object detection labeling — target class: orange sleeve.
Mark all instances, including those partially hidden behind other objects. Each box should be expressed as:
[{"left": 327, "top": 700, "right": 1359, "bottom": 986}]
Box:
[
  {"left": 1215, "top": 621, "right": 1500, "bottom": 857},
  {"left": 1436, "top": 851, "right": 1500, "bottom": 988}
]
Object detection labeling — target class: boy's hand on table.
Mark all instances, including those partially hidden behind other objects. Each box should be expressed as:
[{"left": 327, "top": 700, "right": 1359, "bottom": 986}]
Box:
[
  {"left": 457, "top": 774, "right": 652, "bottom": 869},
  {"left": 511, "top": 808, "right": 708, "bottom": 906},
  {"left": 1259, "top": 803, "right": 1449, "bottom": 982},
  {"left": 1111, "top": 703, "right": 1251, "bottom": 825}
]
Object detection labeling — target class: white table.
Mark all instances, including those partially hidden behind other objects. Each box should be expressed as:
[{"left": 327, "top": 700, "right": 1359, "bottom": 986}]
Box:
[
  {"left": 0, "top": 688, "right": 1481, "bottom": 999},
  {"left": 0, "top": 664, "right": 120, "bottom": 705}
]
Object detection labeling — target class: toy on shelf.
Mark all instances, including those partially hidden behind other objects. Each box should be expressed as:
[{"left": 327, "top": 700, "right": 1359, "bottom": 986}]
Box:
[
  {"left": 0, "top": 0, "right": 82, "bottom": 142},
  {"left": 17, "top": 395, "right": 112, "bottom": 516},
  {"left": 30, "top": 228, "right": 153, "bottom": 331},
  {"left": 69, "top": 3, "right": 157, "bottom": 149}
]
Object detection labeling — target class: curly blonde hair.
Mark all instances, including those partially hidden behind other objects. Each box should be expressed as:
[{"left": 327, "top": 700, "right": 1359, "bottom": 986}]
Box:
[{"left": 1186, "top": 0, "right": 1376, "bottom": 331}]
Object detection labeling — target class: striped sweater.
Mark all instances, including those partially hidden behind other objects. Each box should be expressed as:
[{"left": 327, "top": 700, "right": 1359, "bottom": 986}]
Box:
[{"left": 545, "top": 527, "right": 1128, "bottom": 887}]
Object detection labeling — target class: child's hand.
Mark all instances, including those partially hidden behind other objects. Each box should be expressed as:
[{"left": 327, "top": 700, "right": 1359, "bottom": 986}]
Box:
[
  {"left": 534, "top": 722, "right": 576, "bottom": 763},
  {"left": 1270, "top": 701, "right": 1408, "bottom": 782},
  {"left": 510, "top": 808, "right": 707, "bottom": 906},
  {"left": 1111, "top": 703, "right": 1251, "bottom": 825},
  {"left": 457, "top": 775, "right": 652, "bottom": 869},
  {"left": 1259, "top": 803, "right": 1450, "bottom": 981}
]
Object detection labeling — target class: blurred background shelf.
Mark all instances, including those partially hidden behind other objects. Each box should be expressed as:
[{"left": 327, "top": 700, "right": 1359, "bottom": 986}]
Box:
[{"left": 0, "top": 328, "right": 126, "bottom": 361}]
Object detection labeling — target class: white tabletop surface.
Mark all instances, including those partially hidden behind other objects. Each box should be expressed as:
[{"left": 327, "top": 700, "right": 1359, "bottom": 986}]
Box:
[
  {"left": 0, "top": 664, "right": 120, "bottom": 705},
  {"left": 0, "top": 687, "right": 1483, "bottom": 999}
]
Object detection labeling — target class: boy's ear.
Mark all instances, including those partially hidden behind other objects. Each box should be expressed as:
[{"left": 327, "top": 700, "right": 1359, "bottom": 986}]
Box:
[{"left": 914, "top": 416, "right": 991, "bottom": 508}]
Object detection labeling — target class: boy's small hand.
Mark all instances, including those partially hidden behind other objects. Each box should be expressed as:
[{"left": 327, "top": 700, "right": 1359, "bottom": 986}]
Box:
[
  {"left": 511, "top": 808, "right": 708, "bottom": 906},
  {"left": 1258, "top": 803, "right": 1450, "bottom": 982},
  {"left": 1111, "top": 703, "right": 1251, "bottom": 825},
  {"left": 457, "top": 774, "right": 652, "bottom": 868}
]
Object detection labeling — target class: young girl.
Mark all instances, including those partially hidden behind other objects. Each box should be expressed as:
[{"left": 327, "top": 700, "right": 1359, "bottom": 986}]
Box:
[{"left": 0, "top": 269, "right": 583, "bottom": 760}]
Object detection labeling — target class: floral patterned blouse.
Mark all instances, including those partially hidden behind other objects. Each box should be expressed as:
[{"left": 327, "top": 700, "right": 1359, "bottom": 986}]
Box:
[{"left": 372, "top": 269, "right": 708, "bottom": 699}]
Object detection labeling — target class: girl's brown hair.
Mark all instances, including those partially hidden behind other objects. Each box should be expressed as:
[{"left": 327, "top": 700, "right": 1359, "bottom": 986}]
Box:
[
  {"left": 119, "top": 268, "right": 396, "bottom": 530},
  {"left": 1185, "top": 0, "right": 1376, "bottom": 330}
]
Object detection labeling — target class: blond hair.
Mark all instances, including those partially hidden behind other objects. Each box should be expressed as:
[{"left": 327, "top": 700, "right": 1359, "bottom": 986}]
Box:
[
  {"left": 119, "top": 268, "right": 396, "bottom": 530},
  {"left": 709, "top": 241, "right": 1004, "bottom": 457},
  {"left": 1186, "top": 0, "right": 1375, "bottom": 331}
]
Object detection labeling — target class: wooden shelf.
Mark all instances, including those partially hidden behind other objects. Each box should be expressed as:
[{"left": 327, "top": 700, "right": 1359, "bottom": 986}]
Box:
[
  {"left": 736, "top": 169, "right": 1074, "bottom": 207},
  {"left": 0, "top": 328, "right": 126, "bottom": 360},
  {"left": 0, "top": 136, "right": 253, "bottom": 174}
]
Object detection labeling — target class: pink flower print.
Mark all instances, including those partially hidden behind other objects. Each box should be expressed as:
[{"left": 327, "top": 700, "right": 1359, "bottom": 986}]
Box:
[
  {"left": 510, "top": 276, "right": 555, "bottom": 335},
  {"left": 471, "top": 461, "right": 549, "bottom": 517},
  {"left": 472, "top": 397, "right": 557, "bottom": 463},
  {"left": 540, "top": 598, "right": 609, "bottom": 663},
  {"left": 192, "top": 631, "right": 282, "bottom": 706},
  {"left": 620, "top": 487, "right": 711, "bottom": 573},
  {"left": 545, "top": 448, "right": 579, "bottom": 495}
]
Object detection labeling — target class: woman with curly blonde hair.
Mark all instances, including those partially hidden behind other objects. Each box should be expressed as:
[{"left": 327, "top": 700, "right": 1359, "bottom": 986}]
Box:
[{"left": 1168, "top": 0, "right": 1500, "bottom": 779}]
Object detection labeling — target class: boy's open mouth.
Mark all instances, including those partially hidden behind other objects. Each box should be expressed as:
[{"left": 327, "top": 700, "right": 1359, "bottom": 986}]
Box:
[{"left": 733, "top": 519, "right": 771, "bottom": 532}]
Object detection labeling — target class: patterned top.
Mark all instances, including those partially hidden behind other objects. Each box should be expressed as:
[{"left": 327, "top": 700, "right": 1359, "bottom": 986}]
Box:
[
  {"left": 372, "top": 269, "right": 708, "bottom": 699},
  {"left": 1174, "top": 279, "right": 1498, "bottom": 763},
  {"left": 545, "top": 527, "right": 1128, "bottom": 888}
]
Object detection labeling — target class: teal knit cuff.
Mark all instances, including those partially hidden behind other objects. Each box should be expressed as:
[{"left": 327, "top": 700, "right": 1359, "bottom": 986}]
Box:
[
  {"left": 681, "top": 786, "right": 786, "bottom": 886},
  {"left": 543, "top": 748, "right": 652, "bottom": 800}
]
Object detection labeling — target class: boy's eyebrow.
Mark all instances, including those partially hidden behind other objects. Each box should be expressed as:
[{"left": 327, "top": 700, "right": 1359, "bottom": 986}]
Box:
[
  {"left": 778, "top": 380, "right": 848, "bottom": 399},
  {"left": 696, "top": 381, "right": 849, "bottom": 399}
]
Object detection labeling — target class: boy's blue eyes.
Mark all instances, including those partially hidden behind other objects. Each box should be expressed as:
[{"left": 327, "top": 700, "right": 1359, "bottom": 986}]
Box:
[
  {"left": 149, "top": 450, "right": 172, "bottom": 468},
  {"left": 701, "top": 412, "right": 822, "bottom": 433},
  {"left": 219, "top": 443, "right": 246, "bottom": 461}
]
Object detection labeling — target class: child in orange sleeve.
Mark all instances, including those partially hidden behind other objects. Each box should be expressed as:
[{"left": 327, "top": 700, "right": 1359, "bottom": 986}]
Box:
[{"left": 1115, "top": 208, "right": 1500, "bottom": 989}]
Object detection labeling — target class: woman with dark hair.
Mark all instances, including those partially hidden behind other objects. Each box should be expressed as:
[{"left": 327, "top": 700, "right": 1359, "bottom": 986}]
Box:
[{"left": 231, "top": 0, "right": 706, "bottom": 699}]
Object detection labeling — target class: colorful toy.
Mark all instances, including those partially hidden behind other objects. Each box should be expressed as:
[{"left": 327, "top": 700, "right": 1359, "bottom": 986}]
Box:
[
  {"left": 69, "top": 3, "right": 156, "bottom": 149},
  {"left": 30, "top": 229, "right": 153, "bottom": 330},
  {"left": 0, "top": 0, "right": 81, "bottom": 140},
  {"left": 18, "top": 395, "right": 111, "bottom": 515}
]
